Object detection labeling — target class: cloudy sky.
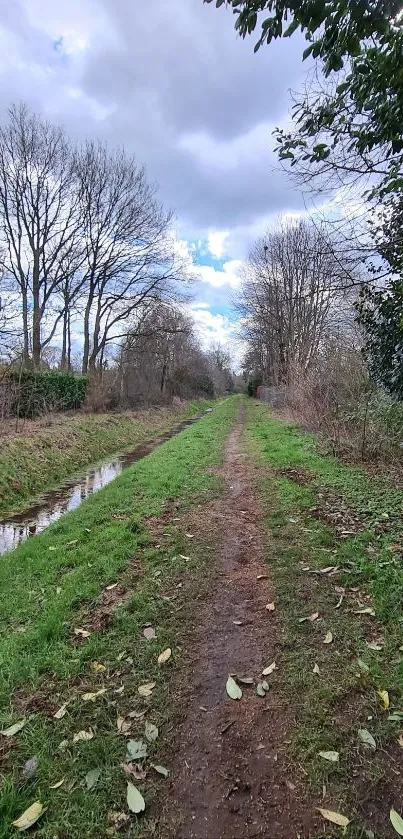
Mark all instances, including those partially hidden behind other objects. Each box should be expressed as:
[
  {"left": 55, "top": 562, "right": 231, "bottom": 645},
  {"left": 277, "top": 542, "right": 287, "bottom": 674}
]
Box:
[{"left": 0, "top": 0, "right": 310, "bottom": 357}]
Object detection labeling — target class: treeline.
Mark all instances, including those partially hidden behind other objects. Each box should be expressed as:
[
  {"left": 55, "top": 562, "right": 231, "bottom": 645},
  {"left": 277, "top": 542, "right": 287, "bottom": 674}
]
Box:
[{"left": 0, "top": 103, "right": 190, "bottom": 374}]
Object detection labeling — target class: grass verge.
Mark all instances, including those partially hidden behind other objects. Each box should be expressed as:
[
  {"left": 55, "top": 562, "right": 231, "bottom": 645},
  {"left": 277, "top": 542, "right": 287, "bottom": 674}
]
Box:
[
  {"left": 243, "top": 399, "right": 403, "bottom": 839},
  {"left": 0, "top": 399, "right": 214, "bottom": 518},
  {"left": 0, "top": 395, "right": 239, "bottom": 839}
]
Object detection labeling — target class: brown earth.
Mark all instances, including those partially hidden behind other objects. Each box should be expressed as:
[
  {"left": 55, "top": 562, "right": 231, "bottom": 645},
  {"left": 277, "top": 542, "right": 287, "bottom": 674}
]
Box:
[{"left": 159, "top": 409, "right": 320, "bottom": 839}]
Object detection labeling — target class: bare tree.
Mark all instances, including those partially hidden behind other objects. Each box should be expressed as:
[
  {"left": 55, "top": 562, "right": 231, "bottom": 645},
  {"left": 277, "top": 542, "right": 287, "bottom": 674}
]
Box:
[
  {"left": 240, "top": 218, "right": 355, "bottom": 386},
  {"left": 76, "top": 143, "right": 189, "bottom": 374},
  {"left": 0, "top": 103, "right": 82, "bottom": 368}
]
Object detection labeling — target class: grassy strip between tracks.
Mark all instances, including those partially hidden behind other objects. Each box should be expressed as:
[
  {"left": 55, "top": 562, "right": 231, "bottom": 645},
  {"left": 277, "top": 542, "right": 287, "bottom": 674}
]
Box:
[
  {"left": 0, "top": 399, "right": 214, "bottom": 519},
  {"left": 0, "top": 395, "right": 239, "bottom": 839},
  {"left": 244, "top": 399, "right": 403, "bottom": 839}
]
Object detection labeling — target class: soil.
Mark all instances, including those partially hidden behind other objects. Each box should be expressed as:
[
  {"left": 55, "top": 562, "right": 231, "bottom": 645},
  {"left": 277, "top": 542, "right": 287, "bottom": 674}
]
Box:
[{"left": 160, "top": 408, "right": 319, "bottom": 839}]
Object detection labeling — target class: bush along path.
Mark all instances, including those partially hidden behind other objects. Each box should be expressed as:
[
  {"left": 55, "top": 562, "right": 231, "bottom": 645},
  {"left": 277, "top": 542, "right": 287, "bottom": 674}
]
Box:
[{"left": 2, "top": 395, "right": 403, "bottom": 838}]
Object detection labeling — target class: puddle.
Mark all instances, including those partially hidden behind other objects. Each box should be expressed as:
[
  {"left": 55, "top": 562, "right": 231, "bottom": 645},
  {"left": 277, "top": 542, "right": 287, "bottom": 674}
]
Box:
[{"left": 0, "top": 410, "right": 212, "bottom": 556}]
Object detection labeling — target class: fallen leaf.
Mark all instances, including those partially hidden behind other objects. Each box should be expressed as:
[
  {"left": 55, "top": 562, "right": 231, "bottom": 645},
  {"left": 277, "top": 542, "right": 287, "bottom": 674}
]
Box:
[
  {"left": 106, "top": 583, "right": 118, "bottom": 590},
  {"left": 57, "top": 739, "right": 69, "bottom": 751},
  {"left": 308, "top": 612, "right": 319, "bottom": 622},
  {"left": 185, "top": 533, "right": 194, "bottom": 538},
  {"left": 117, "top": 650, "right": 127, "bottom": 661},
  {"left": 261, "top": 680, "right": 269, "bottom": 691},
  {"left": 286, "top": 779, "right": 296, "bottom": 791},
  {"left": 122, "top": 762, "right": 147, "bottom": 780},
  {"left": 128, "top": 709, "right": 147, "bottom": 719},
  {"left": 1, "top": 719, "right": 26, "bottom": 737},
  {"left": 313, "top": 663, "right": 320, "bottom": 675},
  {"left": 323, "top": 631, "right": 333, "bottom": 644},
  {"left": 151, "top": 763, "right": 169, "bottom": 778},
  {"left": 390, "top": 808, "right": 403, "bottom": 836},
  {"left": 262, "top": 662, "right": 276, "bottom": 676},
  {"left": 157, "top": 648, "right": 171, "bottom": 665},
  {"left": 91, "top": 661, "right": 106, "bottom": 672},
  {"left": 335, "top": 594, "right": 344, "bottom": 609},
  {"left": 67, "top": 539, "right": 78, "bottom": 546},
  {"left": 22, "top": 757, "right": 38, "bottom": 779},
  {"left": 126, "top": 740, "right": 148, "bottom": 760},
  {"left": 358, "top": 729, "right": 376, "bottom": 750},
  {"left": 389, "top": 711, "right": 403, "bottom": 721},
  {"left": 226, "top": 675, "right": 242, "bottom": 700},
  {"left": 236, "top": 676, "right": 254, "bottom": 685},
  {"left": 138, "top": 682, "right": 155, "bottom": 698},
  {"left": 48, "top": 546, "right": 57, "bottom": 551},
  {"left": 256, "top": 682, "right": 267, "bottom": 697},
  {"left": 53, "top": 702, "right": 69, "bottom": 720},
  {"left": 12, "top": 802, "right": 46, "bottom": 831},
  {"left": 72, "top": 728, "right": 94, "bottom": 743},
  {"left": 56, "top": 586, "right": 62, "bottom": 595},
  {"left": 398, "top": 734, "right": 403, "bottom": 748},
  {"left": 82, "top": 689, "right": 107, "bottom": 702},
  {"left": 256, "top": 574, "right": 268, "bottom": 580},
  {"left": 144, "top": 722, "right": 158, "bottom": 742},
  {"left": 143, "top": 627, "right": 156, "bottom": 640},
  {"left": 366, "top": 641, "right": 383, "bottom": 651},
  {"left": 378, "top": 690, "right": 390, "bottom": 709},
  {"left": 115, "top": 685, "right": 125, "bottom": 695},
  {"left": 355, "top": 607, "right": 376, "bottom": 616},
  {"left": 357, "top": 659, "right": 370, "bottom": 673},
  {"left": 266, "top": 602, "right": 275, "bottom": 612},
  {"left": 232, "top": 620, "right": 243, "bottom": 626},
  {"left": 318, "top": 751, "right": 339, "bottom": 762},
  {"left": 85, "top": 768, "right": 100, "bottom": 790},
  {"left": 317, "top": 808, "right": 350, "bottom": 827},
  {"left": 117, "top": 716, "right": 131, "bottom": 735},
  {"left": 49, "top": 778, "right": 64, "bottom": 789},
  {"left": 127, "top": 782, "right": 146, "bottom": 814},
  {"left": 179, "top": 554, "right": 190, "bottom": 560},
  {"left": 108, "top": 811, "right": 130, "bottom": 830},
  {"left": 74, "top": 628, "right": 91, "bottom": 638}
]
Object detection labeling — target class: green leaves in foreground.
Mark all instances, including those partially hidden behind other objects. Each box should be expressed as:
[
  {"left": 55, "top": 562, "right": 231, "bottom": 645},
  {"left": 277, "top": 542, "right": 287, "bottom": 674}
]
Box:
[{"left": 226, "top": 675, "right": 242, "bottom": 700}]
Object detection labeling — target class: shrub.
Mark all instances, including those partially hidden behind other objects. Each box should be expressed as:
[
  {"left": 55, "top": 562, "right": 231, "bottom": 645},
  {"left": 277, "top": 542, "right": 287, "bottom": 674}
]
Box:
[{"left": 10, "top": 371, "right": 88, "bottom": 418}]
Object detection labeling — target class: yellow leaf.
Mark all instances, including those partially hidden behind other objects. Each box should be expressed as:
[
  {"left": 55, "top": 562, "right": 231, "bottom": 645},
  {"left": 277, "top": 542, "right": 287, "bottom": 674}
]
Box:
[
  {"left": 379, "top": 690, "right": 390, "bottom": 709},
  {"left": 317, "top": 808, "right": 350, "bottom": 827},
  {"left": 82, "top": 689, "right": 107, "bottom": 702},
  {"left": 262, "top": 661, "right": 276, "bottom": 676},
  {"left": 74, "top": 628, "right": 91, "bottom": 638},
  {"left": 12, "top": 802, "right": 46, "bottom": 831},
  {"left": 72, "top": 728, "right": 94, "bottom": 743},
  {"left": 323, "top": 631, "right": 333, "bottom": 644},
  {"left": 49, "top": 778, "right": 64, "bottom": 789},
  {"left": 158, "top": 648, "right": 172, "bottom": 665},
  {"left": 1, "top": 719, "right": 26, "bottom": 737},
  {"left": 53, "top": 702, "right": 69, "bottom": 720},
  {"left": 91, "top": 661, "right": 106, "bottom": 672},
  {"left": 138, "top": 682, "right": 156, "bottom": 697}
]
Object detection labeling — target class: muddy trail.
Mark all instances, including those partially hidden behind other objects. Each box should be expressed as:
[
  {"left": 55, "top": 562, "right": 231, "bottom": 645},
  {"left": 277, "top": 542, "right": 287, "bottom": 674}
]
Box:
[
  {"left": 160, "top": 409, "right": 317, "bottom": 839},
  {"left": 0, "top": 410, "right": 211, "bottom": 556}
]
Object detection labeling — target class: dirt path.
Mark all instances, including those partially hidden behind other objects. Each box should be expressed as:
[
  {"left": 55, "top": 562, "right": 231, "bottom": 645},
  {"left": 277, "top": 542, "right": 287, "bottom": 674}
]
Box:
[{"left": 162, "top": 409, "right": 316, "bottom": 839}]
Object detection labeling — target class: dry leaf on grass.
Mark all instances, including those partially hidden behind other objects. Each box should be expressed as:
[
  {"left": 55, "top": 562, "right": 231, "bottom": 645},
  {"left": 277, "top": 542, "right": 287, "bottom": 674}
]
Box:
[
  {"left": 151, "top": 763, "right": 169, "bottom": 778},
  {"left": 266, "top": 602, "right": 275, "bottom": 612},
  {"left": 12, "top": 802, "right": 46, "bottom": 831},
  {"left": 74, "top": 628, "right": 91, "bottom": 638},
  {"left": 49, "top": 778, "right": 64, "bottom": 789},
  {"left": 85, "top": 768, "right": 100, "bottom": 790},
  {"left": 72, "top": 728, "right": 94, "bottom": 743},
  {"left": 144, "top": 722, "right": 158, "bottom": 742},
  {"left": 313, "top": 663, "right": 320, "bottom": 675},
  {"left": 317, "top": 808, "right": 350, "bottom": 827},
  {"left": 82, "top": 689, "right": 106, "bottom": 702},
  {"left": 157, "top": 648, "right": 171, "bottom": 665},
  {"left": 323, "top": 631, "right": 333, "bottom": 644},
  {"left": 143, "top": 627, "right": 156, "bottom": 640},
  {"left": 126, "top": 740, "right": 148, "bottom": 761},
  {"left": 127, "top": 782, "right": 146, "bottom": 814},
  {"left": 138, "top": 682, "right": 155, "bottom": 698},
  {"left": 117, "top": 716, "right": 131, "bottom": 735},
  {"left": 122, "top": 762, "right": 147, "bottom": 780},
  {"left": 256, "top": 574, "right": 268, "bottom": 580},
  {"left": 378, "top": 690, "right": 390, "bottom": 709},
  {"left": 318, "top": 751, "right": 339, "bottom": 762},
  {"left": 358, "top": 729, "right": 376, "bottom": 750},
  {"left": 91, "top": 661, "right": 106, "bottom": 672},
  {"left": 53, "top": 702, "right": 69, "bottom": 720},
  {"left": 1, "top": 719, "right": 26, "bottom": 737}
]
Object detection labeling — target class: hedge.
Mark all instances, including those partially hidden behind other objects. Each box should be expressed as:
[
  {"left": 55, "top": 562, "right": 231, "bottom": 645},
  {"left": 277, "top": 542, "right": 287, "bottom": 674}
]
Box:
[{"left": 10, "top": 371, "right": 88, "bottom": 418}]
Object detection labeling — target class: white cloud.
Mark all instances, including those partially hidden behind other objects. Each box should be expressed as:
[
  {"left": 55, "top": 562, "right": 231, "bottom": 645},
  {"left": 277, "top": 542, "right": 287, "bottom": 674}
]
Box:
[
  {"left": 196, "top": 259, "right": 243, "bottom": 290},
  {"left": 207, "top": 229, "right": 229, "bottom": 259}
]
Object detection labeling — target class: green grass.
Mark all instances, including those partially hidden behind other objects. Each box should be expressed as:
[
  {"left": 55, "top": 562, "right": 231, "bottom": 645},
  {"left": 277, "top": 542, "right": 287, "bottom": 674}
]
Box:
[
  {"left": 0, "top": 399, "right": 214, "bottom": 518},
  {"left": 0, "top": 396, "right": 239, "bottom": 839},
  {"left": 243, "top": 400, "right": 403, "bottom": 838}
]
